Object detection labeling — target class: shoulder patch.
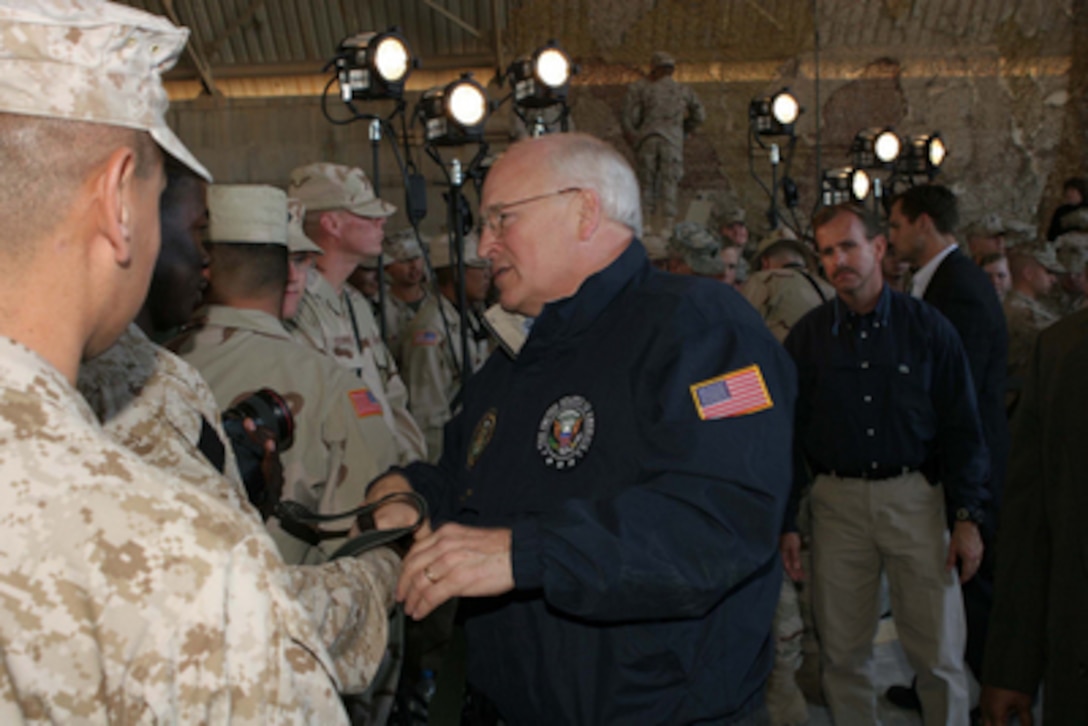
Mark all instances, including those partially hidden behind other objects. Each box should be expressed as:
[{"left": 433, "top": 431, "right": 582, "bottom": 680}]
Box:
[
  {"left": 348, "top": 388, "right": 383, "bottom": 418},
  {"left": 413, "top": 330, "right": 440, "bottom": 347},
  {"left": 690, "top": 365, "right": 773, "bottom": 420}
]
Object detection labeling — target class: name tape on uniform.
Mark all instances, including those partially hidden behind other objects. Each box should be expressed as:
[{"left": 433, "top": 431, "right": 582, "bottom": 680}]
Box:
[{"left": 690, "top": 365, "right": 773, "bottom": 420}]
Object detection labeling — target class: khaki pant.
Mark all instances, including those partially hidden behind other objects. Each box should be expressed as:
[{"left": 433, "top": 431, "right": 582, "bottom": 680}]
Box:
[{"left": 810, "top": 472, "right": 969, "bottom": 726}]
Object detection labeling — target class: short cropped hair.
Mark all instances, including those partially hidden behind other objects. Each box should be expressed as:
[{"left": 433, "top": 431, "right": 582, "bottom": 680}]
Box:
[
  {"left": 891, "top": 184, "right": 959, "bottom": 235},
  {"left": 811, "top": 203, "right": 883, "bottom": 240},
  {"left": 206, "top": 242, "right": 288, "bottom": 300},
  {"left": 543, "top": 134, "right": 643, "bottom": 238},
  {"left": 0, "top": 113, "right": 159, "bottom": 254}
]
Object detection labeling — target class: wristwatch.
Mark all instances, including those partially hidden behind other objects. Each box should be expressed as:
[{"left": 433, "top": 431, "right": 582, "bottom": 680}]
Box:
[{"left": 954, "top": 507, "right": 984, "bottom": 525}]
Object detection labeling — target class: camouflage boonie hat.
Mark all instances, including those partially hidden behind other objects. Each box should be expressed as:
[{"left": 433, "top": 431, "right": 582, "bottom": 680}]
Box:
[
  {"left": 1017, "top": 241, "right": 1065, "bottom": 274},
  {"left": 288, "top": 162, "right": 396, "bottom": 218},
  {"left": 710, "top": 197, "right": 746, "bottom": 230},
  {"left": 286, "top": 198, "right": 322, "bottom": 255},
  {"left": 206, "top": 185, "right": 287, "bottom": 246},
  {"left": 1002, "top": 219, "right": 1037, "bottom": 248},
  {"left": 1058, "top": 206, "right": 1088, "bottom": 235},
  {"left": 1056, "top": 231, "right": 1088, "bottom": 275},
  {"left": 669, "top": 221, "right": 723, "bottom": 276},
  {"left": 429, "top": 231, "right": 488, "bottom": 269},
  {"left": 382, "top": 228, "right": 423, "bottom": 262},
  {"left": 0, "top": 0, "right": 210, "bottom": 181},
  {"left": 651, "top": 51, "right": 676, "bottom": 69}
]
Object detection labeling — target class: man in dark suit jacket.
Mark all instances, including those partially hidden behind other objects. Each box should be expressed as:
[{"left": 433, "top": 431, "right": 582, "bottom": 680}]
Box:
[
  {"left": 885, "top": 184, "right": 1009, "bottom": 711},
  {"left": 979, "top": 306, "right": 1088, "bottom": 724}
]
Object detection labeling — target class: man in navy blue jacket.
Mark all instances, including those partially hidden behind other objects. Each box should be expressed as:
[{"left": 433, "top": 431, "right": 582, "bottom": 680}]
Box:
[{"left": 367, "top": 132, "right": 796, "bottom": 724}]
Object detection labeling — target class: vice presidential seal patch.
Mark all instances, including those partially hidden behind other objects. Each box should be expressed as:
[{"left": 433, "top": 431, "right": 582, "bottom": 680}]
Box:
[
  {"left": 467, "top": 408, "right": 498, "bottom": 470},
  {"left": 537, "top": 395, "right": 595, "bottom": 469}
]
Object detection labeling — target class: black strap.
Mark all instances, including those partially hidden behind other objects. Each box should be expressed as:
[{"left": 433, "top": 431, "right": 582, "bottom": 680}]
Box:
[
  {"left": 274, "top": 491, "right": 428, "bottom": 559},
  {"left": 796, "top": 268, "right": 829, "bottom": 303},
  {"left": 196, "top": 416, "right": 227, "bottom": 473}
]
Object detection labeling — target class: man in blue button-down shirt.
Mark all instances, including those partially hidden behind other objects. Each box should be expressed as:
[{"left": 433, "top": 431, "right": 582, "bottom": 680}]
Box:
[{"left": 780, "top": 203, "right": 989, "bottom": 726}]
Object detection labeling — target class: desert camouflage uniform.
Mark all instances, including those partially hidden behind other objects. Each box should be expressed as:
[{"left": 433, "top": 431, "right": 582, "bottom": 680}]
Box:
[
  {"left": 173, "top": 305, "right": 399, "bottom": 565},
  {"left": 401, "top": 294, "right": 491, "bottom": 463},
  {"left": 1004, "top": 291, "right": 1059, "bottom": 409},
  {"left": 290, "top": 268, "right": 427, "bottom": 464},
  {"left": 622, "top": 76, "right": 705, "bottom": 220},
  {"left": 742, "top": 268, "right": 835, "bottom": 344},
  {"left": 0, "top": 335, "right": 346, "bottom": 722},
  {"left": 77, "top": 324, "right": 399, "bottom": 692},
  {"left": 382, "top": 287, "right": 428, "bottom": 369}
]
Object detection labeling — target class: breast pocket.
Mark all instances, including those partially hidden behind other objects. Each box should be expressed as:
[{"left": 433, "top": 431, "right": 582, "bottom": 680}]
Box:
[{"left": 887, "top": 358, "right": 935, "bottom": 440}]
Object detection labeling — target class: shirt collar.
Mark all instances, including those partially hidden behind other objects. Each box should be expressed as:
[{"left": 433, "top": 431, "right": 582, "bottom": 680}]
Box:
[
  {"left": 832, "top": 283, "right": 892, "bottom": 335},
  {"left": 909, "top": 243, "right": 959, "bottom": 299}
]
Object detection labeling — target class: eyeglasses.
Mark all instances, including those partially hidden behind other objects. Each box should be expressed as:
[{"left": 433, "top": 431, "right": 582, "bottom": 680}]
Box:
[{"left": 478, "top": 187, "right": 582, "bottom": 236}]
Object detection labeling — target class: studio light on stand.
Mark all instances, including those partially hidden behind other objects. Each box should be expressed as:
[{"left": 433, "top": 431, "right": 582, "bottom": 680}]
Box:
[
  {"left": 505, "top": 40, "right": 578, "bottom": 137},
  {"left": 851, "top": 127, "right": 901, "bottom": 216},
  {"left": 896, "top": 132, "right": 947, "bottom": 180},
  {"left": 415, "top": 77, "right": 494, "bottom": 385},
  {"left": 748, "top": 88, "right": 802, "bottom": 231},
  {"left": 821, "top": 167, "right": 871, "bottom": 207},
  {"left": 332, "top": 28, "right": 415, "bottom": 103}
]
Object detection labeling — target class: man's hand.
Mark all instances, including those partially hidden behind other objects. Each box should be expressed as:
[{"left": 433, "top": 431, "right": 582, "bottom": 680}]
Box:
[
  {"left": 365, "top": 472, "right": 431, "bottom": 535},
  {"left": 397, "top": 524, "right": 515, "bottom": 621},
  {"left": 780, "top": 532, "right": 805, "bottom": 582},
  {"left": 244, "top": 418, "right": 283, "bottom": 520},
  {"left": 947, "top": 520, "right": 984, "bottom": 583},
  {"left": 980, "top": 685, "right": 1033, "bottom": 725}
]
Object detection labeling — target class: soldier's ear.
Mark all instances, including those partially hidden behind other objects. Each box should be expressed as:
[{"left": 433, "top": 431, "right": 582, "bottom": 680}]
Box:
[{"left": 93, "top": 144, "right": 140, "bottom": 266}]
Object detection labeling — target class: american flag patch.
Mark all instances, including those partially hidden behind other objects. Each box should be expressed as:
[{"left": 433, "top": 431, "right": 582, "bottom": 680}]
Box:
[
  {"left": 690, "top": 365, "right": 773, "bottom": 420},
  {"left": 348, "top": 388, "right": 383, "bottom": 418},
  {"left": 413, "top": 330, "right": 440, "bottom": 346}
]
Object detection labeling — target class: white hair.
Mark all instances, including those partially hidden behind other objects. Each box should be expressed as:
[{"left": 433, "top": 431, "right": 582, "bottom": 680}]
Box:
[{"left": 545, "top": 134, "right": 643, "bottom": 238}]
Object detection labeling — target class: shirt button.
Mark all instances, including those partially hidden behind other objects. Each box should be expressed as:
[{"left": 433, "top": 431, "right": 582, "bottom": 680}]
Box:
[
  {"left": 864, "top": 395, "right": 873, "bottom": 403},
  {"left": 874, "top": 322, "right": 881, "bottom": 328},
  {"left": 860, "top": 331, "right": 868, "bottom": 339},
  {"left": 867, "top": 428, "right": 875, "bottom": 437},
  {"left": 861, "top": 361, "right": 870, "bottom": 369},
  {"left": 871, "top": 462, "right": 879, "bottom": 470}
]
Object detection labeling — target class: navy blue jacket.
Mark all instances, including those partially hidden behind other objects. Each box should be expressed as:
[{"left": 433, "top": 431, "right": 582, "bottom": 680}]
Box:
[{"left": 404, "top": 239, "right": 797, "bottom": 725}]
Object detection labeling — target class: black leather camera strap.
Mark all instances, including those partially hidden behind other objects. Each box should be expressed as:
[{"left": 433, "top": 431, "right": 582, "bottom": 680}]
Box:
[{"left": 274, "top": 490, "right": 427, "bottom": 559}]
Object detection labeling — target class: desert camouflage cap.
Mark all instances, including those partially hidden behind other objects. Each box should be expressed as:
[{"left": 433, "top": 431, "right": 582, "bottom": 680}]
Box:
[
  {"left": 286, "top": 198, "right": 323, "bottom": 255},
  {"left": 754, "top": 226, "right": 811, "bottom": 261},
  {"left": 669, "top": 221, "right": 723, "bottom": 275},
  {"left": 0, "top": 0, "right": 210, "bottom": 181},
  {"left": 428, "top": 231, "right": 488, "bottom": 269},
  {"left": 1058, "top": 206, "right": 1088, "bottom": 235},
  {"left": 710, "top": 197, "right": 746, "bottom": 229},
  {"left": 964, "top": 213, "right": 1007, "bottom": 239},
  {"left": 1056, "top": 231, "right": 1088, "bottom": 274},
  {"left": 207, "top": 184, "right": 287, "bottom": 246},
  {"left": 651, "top": 51, "right": 676, "bottom": 68},
  {"left": 1018, "top": 241, "right": 1065, "bottom": 274},
  {"left": 288, "top": 162, "right": 396, "bottom": 218},
  {"left": 382, "top": 228, "right": 423, "bottom": 262}
]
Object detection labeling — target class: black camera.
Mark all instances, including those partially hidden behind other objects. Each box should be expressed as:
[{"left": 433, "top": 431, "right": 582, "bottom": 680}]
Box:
[{"left": 222, "top": 388, "right": 295, "bottom": 517}]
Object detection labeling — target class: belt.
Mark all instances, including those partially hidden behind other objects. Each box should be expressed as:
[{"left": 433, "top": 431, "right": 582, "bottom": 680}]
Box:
[{"left": 817, "top": 465, "right": 919, "bottom": 481}]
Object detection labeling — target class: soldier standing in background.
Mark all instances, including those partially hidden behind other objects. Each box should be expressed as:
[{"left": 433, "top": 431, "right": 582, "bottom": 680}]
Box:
[
  {"left": 381, "top": 228, "right": 429, "bottom": 364},
  {"left": 622, "top": 51, "right": 706, "bottom": 234}
]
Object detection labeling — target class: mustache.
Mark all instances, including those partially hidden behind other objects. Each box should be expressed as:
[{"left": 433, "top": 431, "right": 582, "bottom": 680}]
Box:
[{"left": 833, "top": 267, "right": 859, "bottom": 280}]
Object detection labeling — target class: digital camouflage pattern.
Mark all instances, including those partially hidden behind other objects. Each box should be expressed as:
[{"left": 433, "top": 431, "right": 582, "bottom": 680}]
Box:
[
  {"left": 79, "top": 324, "right": 400, "bottom": 693},
  {"left": 172, "top": 305, "right": 399, "bottom": 565},
  {"left": 401, "top": 294, "right": 492, "bottom": 463},
  {"left": 289, "top": 268, "right": 427, "bottom": 464},
  {"left": 0, "top": 0, "right": 209, "bottom": 180},
  {"left": 0, "top": 335, "right": 346, "bottom": 722}
]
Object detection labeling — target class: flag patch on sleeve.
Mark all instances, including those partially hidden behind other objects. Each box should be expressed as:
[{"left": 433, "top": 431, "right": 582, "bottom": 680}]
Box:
[
  {"left": 348, "top": 388, "right": 383, "bottom": 418},
  {"left": 690, "top": 365, "right": 773, "bottom": 420},
  {"left": 413, "top": 330, "right": 440, "bottom": 346}
]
